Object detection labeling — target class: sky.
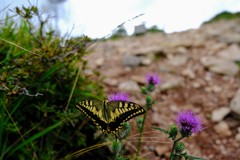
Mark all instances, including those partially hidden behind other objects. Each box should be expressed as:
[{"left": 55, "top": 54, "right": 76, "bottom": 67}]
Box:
[{"left": 1, "top": 0, "right": 240, "bottom": 38}]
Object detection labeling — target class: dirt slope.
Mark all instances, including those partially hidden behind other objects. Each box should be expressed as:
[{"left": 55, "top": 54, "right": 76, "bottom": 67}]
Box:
[{"left": 85, "top": 19, "right": 240, "bottom": 160}]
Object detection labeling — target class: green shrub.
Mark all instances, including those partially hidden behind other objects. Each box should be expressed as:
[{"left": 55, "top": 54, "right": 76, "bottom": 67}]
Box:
[
  {"left": 0, "top": 6, "right": 107, "bottom": 160},
  {"left": 109, "top": 27, "right": 128, "bottom": 40},
  {"left": 204, "top": 11, "right": 240, "bottom": 24},
  {"left": 146, "top": 25, "right": 164, "bottom": 33}
]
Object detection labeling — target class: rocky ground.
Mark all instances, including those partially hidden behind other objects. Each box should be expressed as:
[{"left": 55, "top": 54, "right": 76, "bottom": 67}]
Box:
[{"left": 85, "top": 19, "right": 240, "bottom": 160}]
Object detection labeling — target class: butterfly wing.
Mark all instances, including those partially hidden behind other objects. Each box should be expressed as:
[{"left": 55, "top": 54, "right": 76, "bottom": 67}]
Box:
[
  {"left": 76, "top": 100, "right": 108, "bottom": 132},
  {"left": 107, "top": 101, "right": 146, "bottom": 133}
]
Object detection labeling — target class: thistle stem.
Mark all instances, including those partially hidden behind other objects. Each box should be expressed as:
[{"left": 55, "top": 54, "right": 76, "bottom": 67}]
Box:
[
  {"left": 170, "top": 137, "right": 184, "bottom": 160},
  {"left": 136, "top": 112, "right": 147, "bottom": 160}
]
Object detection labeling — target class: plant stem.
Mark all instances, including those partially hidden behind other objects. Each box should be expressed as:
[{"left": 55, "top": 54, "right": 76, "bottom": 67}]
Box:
[
  {"left": 136, "top": 112, "right": 147, "bottom": 160},
  {"left": 170, "top": 137, "right": 184, "bottom": 160}
]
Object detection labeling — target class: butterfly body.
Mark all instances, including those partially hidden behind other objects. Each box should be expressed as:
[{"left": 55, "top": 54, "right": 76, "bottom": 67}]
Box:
[{"left": 76, "top": 99, "right": 145, "bottom": 134}]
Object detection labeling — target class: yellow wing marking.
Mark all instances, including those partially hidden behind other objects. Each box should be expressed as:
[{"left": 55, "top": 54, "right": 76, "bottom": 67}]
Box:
[{"left": 76, "top": 99, "right": 146, "bottom": 134}]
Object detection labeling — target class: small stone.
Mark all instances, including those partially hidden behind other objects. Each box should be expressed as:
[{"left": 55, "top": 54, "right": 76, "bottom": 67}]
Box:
[
  {"left": 220, "top": 34, "right": 240, "bottom": 44},
  {"left": 201, "top": 56, "right": 239, "bottom": 76},
  {"left": 211, "top": 107, "right": 231, "bottom": 122},
  {"left": 83, "top": 69, "right": 93, "bottom": 76},
  {"left": 225, "top": 117, "right": 240, "bottom": 128},
  {"left": 235, "top": 133, "right": 240, "bottom": 143},
  {"left": 176, "top": 46, "right": 188, "bottom": 54},
  {"left": 103, "top": 67, "right": 126, "bottom": 77},
  {"left": 155, "top": 145, "right": 169, "bottom": 156},
  {"left": 192, "top": 82, "right": 201, "bottom": 88},
  {"left": 141, "top": 57, "right": 152, "bottom": 66},
  {"left": 148, "top": 145, "right": 155, "bottom": 151},
  {"left": 95, "top": 57, "right": 104, "bottom": 67},
  {"left": 204, "top": 72, "right": 213, "bottom": 81},
  {"left": 205, "top": 87, "right": 212, "bottom": 93},
  {"left": 118, "top": 80, "right": 140, "bottom": 92},
  {"left": 219, "top": 144, "right": 228, "bottom": 155},
  {"left": 212, "top": 85, "right": 222, "bottom": 93},
  {"left": 218, "top": 44, "right": 240, "bottom": 61},
  {"left": 214, "top": 121, "right": 232, "bottom": 137},
  {"left": 209, "top": 43, "right": 226, "bottom": 53},
  {"left": 181, "top": 68, "right": 196, "bottom": 79},
  {"left": 170, "top": 104, "right": 179, "bottom": 113},
  {"left": 168, "top": 55, "right": 188, "bottom": 66},
  {"left": 215, "top": 139, "right": 221, "bottom": 145},
  {"left": 159, "top": 65, "right": 174, "bottom": 73},
  {"left": 160, "top": 78, "right": 183, "bottom": 91},
  {"left": 131, "top": 75, "right": 145, "bottom": 84},
  {"left": 152, "top": 112, "right": 161, "bottom": 125},
  {"left": 103, "top": 78, "right": 118, "bottom": 86},
  {"left": 123, "top": 55, "right": 141, "bottom": 67},
  {"left": 230, "top": 88, "right": 240, "bottom": 116}
]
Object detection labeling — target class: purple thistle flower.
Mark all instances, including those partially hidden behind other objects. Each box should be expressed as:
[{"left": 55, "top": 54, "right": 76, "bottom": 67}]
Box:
[
  {"left": 146, "top": 73, "right": 160, "bottom": 85},
  {"left": 108, "top": 92, "right": 129, "bottom": 102},
  {"left": 176, "top": 111, "right": 204, "bottom": 136}
]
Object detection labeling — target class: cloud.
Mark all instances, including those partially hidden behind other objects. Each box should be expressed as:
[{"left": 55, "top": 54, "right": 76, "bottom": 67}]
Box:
[
  {"left": 68, "top": 0, "right": 142, "bottom": 37},
  {"left": 1, "top": 0, "right": 240, "bottom": 38},
  {"left": 144, "top": 0, "right": 240, "bottom": 33}
]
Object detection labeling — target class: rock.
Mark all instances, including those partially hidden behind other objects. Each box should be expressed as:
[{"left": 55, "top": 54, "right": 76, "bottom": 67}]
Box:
[
  {"left": 152, "top": 112, "right": 161, "bottom": 125},
  {"left": 83, "top": 69, "right": 93, "bottom": 76},
  {"left": 211, "top": 85, "right": 222, "bottom": 93},
  {"left": 167, "top": 55, "right": 188, "bottom": 66},
  {"left": 103, "top": 78, "right": 118, "bottom": 86},
  {"left": 225, "top": 117, "right": 240, "bottom": 128},
  {"left": 218, "top": 44, "right": 240, "bottom": 61},
  {"left": 148, "top": 145, "right": 155, "bottom": 151},
  {"left": 211, "top": 107, "right": 231, "bottom": 122},
  {"left": 122, "top": 54, "right": 141, "bottom": 67},
  {"left": 220, "top": 34, "right": 240, "bottom": 44},
  {"left": 181, "top": 68, "right": 196, "bottom": 79},
  {"left": 131, "top": 75, "right": 145, "bottom": 84},
  {"left": 155, "top": 145, "right": 169, "bottom": 156},
  {"left": 140, "top": 56, "right": 152, "bottom": 66},
  {"left": 192, "top": 82, "right": 201, "bottom": 88},
  {"left": 204, "top": 72, "right": 213, "bottom": 81},
  {"left": 118, "top": 80, "right": 140, "bottom": 92},
  {"left": 235, "top": 126, "right": 240, "bottom": 143},
  {"left": 213, "top": 60, "right": 239, "bottom": 75},
  {"left": 208, "top": 43, "right": 227, "bottom": 53},
  {"left": 201, "top": 56, "right": 239, "bottom": 76},
  {"left": 170, "top": 104, "right": 179, "bottom": 113},
  {"left": 159, "top": 65, "right": 175, "bottom": 73},
  {"left": 213, "top": 121, "right": 232, "bottom": 137},
  {"left": 230, "top": 88, "right": 240, "bottom": 116},
  {"left": 205, "top": 85, "right": 222, "bottom": 93},
  {"left": 235, "top": 133, "right": 240, "bottom": 143},
  {"left": 160, "top": 78, "right": 183, "bottom": 91},
  {"left": 95, "top": 57, "right": 104, "bottom": 67},
  {"left": 176, "top": 46, "right": 188, "bottom": 54},
  {"left": 102, "top": 67, "right": 126, "bottom": 77}
]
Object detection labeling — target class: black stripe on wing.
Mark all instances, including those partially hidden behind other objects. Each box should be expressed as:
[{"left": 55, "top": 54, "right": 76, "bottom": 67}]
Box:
[
  {"left": 107, "top": 101, "right": 146, "bottom": 133},
  {"left": 76, "top": 100, "right": 108, "bottom": 132}
]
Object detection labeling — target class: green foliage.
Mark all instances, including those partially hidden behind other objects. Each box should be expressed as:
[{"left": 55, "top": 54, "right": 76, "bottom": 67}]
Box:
[
  {"left": 112, "top": 140, "right": 122, "bottom": 158},
  {"left": 0, "top": 6, "right": 105, "bottom": 160},
  {"left": 236, "top": 61, "right": 240, "bottom": 67},
  {"left": 146, "top": 25, "right": 164, "bottom": 33},
  {"left": 204, "top": 11, "right": 240, "bottom": 24},
  {"left": 110, "top": 27, "right": 128, "bottom": 40}
]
